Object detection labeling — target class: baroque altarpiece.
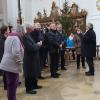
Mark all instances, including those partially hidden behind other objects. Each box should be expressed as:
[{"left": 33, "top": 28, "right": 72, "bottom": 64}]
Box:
[{"left": 34, "top": 1, "right": 87, "bottom": 34}]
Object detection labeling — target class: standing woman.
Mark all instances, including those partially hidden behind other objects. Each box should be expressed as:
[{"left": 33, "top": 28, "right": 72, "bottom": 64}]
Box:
[
  {"left": 74, "top": 28, "right": 85, "bottom": 69},
  {"left": 0, "top": 29, "right": 24, "bottom": 100}
]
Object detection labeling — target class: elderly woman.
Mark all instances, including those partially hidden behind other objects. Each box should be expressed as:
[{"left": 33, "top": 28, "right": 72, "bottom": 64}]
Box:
[
  {"left": 0, "top": 28, "right": 24, "bottom": 100},
  {"left": 74, "top": 28, "right": 85, "bottom": 69}
]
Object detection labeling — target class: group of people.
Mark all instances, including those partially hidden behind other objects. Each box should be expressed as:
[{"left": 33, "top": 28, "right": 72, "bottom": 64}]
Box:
[
  {"left": 66, "top": 24, "right": 96, "bottom": 74},
  {"left": 0, "top": 22, "right": 96, "bottom": 100}
]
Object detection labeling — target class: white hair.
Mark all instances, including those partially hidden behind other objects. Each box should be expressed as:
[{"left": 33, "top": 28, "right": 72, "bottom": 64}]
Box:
[
  {"left": 87, "top": 23, "right": 93, "bottom": 29},
  {"left": 25, "top": 24, "right": 32, "bottom": 29}
]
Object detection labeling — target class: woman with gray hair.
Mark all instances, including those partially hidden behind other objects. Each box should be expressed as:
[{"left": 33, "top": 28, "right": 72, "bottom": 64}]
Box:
[
  {"left": 81, "top": 23, "right": 96, "bottom": 76},
  {"left": 0, "top": 29, "right": 24, "bottom": 100}
]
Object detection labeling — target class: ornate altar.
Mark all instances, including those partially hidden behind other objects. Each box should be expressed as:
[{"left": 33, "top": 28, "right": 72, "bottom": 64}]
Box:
[
  {"left": 34, "top": 1, "right": 87, "bottom": 33},
  {"left": 70, "top": 3, "right": 87, "bottom": 32}
]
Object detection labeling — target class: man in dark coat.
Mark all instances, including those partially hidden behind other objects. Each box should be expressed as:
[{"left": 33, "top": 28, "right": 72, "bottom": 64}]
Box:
[
  {"left": 56, "top": 23, "right": 67, "bottom": 70},
  {"left": 81, "top": 23, "right": 96, "bottom": 76},
  {"left": 23, "top": 24, "right": 42, "bottom": 94},
  {"left": 30, "top": 23, "right": 45, "bottom": 79},
  {"left": 47, "top": 23, "right": 62, "bottom": 78}
]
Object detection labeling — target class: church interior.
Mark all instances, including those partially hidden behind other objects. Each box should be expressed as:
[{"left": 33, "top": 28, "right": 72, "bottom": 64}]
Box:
[{"left": 0, "top": 0, "right": 100, "bottom": 100}]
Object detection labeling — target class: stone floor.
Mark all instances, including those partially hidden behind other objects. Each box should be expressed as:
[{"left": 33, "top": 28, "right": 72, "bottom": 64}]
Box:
[{"left": 0, "top": 60, "right": 100, "bottom": 100}]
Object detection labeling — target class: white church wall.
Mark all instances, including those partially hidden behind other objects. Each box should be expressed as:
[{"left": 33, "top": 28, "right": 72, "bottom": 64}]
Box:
[
  {"left": 32, "top": 0, "right": 53, "bottom": 19},
  {"left": 0, "top": 0, "right": 3, "bottom": 27},
  {"left": 91, "top": 0, "right": 100, "bottom": 45},
  {"left": 0, "top": 0, "right": 8, "bottom": 25},
  {"left": 21, "top": 0, "right": 33, "bottom": 25},
  {"left": 6, "top": 0, "right": 33, "bottom": 27},
  {"left": 7, "top": 0, "right": 18, "bottom": 28}
]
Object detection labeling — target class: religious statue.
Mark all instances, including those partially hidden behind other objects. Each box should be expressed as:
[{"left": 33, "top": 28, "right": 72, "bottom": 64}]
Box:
[
  {"left": 37, "top": 11, "right": 42, "bottom": 19},
  {"left": 50, "top": 1, "right": 59, "bottom": 18},
  {"left": 70, "top": 3, "right": 78, "bottom": 14},
  {"left": 79, "top": 9, "right": 87, "bottom": 17},
  {"left": 43, "top": 9, "right": 47, "bottom": 18}
]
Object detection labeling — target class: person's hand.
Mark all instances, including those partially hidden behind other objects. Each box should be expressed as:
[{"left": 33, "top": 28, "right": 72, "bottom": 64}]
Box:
[
  {"left": 37, "top": 41, "right": 42, "bottom": 46},
  {"left": 60, "top": 44, "right": 62, "bottom": 48},
  {"left": 40, "top": 41, "right": 42, "bottom": 45}
]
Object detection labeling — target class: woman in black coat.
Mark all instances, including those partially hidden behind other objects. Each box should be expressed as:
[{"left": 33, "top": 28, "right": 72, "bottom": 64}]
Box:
[
  {"left": 81, "top": 23, "right": 96, "bottom": 76},
  {"left": 23, "top": 25, "right": 42, "bottom": 94}
]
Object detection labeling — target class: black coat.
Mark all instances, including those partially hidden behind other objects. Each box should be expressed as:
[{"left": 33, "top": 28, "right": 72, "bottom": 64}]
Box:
[
  {"left": 0, "top": 34, "right": 6, "bottom": 62},
  {"left": 46, "top": 30, "right": 60, "bottom": 53},
  {"left": 57, "top": 31, "right": 66, "bottom": 49},
  {"left": 23, "top": 33, "right": 40, "bottom": 78},
  {"left": 31, "top": 29, "right": 43, "bottom": 43},
  {"left": 81, "top": 29, "right": 96, "bottom": 57},
  {"left": 31, "top": 29, "right": 44, "bottom": 53},
  {"left": 0, "top": 34, "right": 6, "bottom": 75}
]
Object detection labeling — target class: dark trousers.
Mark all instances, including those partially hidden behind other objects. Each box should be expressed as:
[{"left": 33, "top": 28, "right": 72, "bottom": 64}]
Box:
[
  {"left": 0, "top": 69, "right": 3, "bottom": 76},
  {"left": 86, "top": 57, "right": 94, "bottom": 74},
  {"left": 72, "top": 50, "right": 75, "bottom": 60},
  {"left": 5, "top": 71, "right": 19, "bottom": 100},
  {"left": 43, "top": 49, "right": 48, "bottom": 67},
  {"left": 50, "top": 52, "right": 59, "bottom": 76},
  {"left": 60, "top": 50, "right": 65, "bottom": 68},
  {"left": 40, "top": 48, "right": 48, "bottom": 68},
  {"left": 39, "top": 48, "right": 48, "bottom": 76},
  {"left": 3, "top": 72, "right": 7, "bottom": 90},
  {"left": 25, "top": 76, "right": 37, "bottom": 92},
  {"left": 77, "top": 54, "right": 85, "bottom": 68},
  {"left": 39, "top": 51, "right": 42, "bottom": 77}
]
